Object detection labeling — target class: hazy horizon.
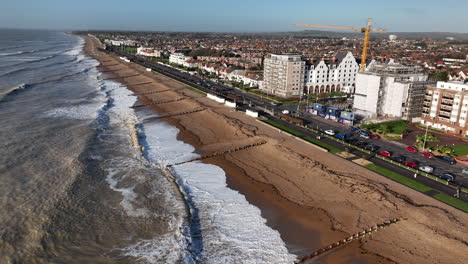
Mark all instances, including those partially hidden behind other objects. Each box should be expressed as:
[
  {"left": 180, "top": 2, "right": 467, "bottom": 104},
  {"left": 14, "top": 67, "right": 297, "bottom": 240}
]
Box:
[{"left": 1, "top": 0, "right": 467, "bottom": 33}]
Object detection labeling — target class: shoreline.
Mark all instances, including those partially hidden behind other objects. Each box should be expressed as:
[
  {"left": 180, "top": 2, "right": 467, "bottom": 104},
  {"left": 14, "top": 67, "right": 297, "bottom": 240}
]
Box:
[{"left": 83, "top": 35, "right": 468, "bottom": 264}]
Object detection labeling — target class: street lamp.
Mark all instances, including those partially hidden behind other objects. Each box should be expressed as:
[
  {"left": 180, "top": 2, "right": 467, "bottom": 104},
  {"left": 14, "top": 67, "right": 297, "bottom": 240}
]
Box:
[{"left": 422, "top": 124, "right": 429, "bottom": 151}]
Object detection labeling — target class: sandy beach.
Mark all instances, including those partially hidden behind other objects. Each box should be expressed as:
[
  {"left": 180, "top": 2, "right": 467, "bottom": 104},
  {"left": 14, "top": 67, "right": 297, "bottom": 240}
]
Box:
[{"left": 84, "top": 35, "right": 467, "bottom": 264}]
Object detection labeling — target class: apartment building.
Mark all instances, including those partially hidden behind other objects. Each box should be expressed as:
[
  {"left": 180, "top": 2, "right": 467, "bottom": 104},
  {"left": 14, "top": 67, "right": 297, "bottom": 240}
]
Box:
[
  {"left": 304, "top": 51, "right": 359, "bottom": 94},
  {"left": 421, "top": 81, "right": 468, "bottom": 136},
  {"left": 261, "top": 54, "right": 305, "bottom": 98},
  {"left": 353, "top": 62, "right": 428, "bottom": 122},
  {"left": 169, "top": 52, "right": 195, "bottom": 68},
  {"left": 136, "top": 47, "right": 161, "bottom": 57}
]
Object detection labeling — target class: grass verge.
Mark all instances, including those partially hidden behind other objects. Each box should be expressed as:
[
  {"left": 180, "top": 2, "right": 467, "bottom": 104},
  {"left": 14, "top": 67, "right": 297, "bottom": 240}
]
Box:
[
  {"left": 263, "top": 120, "right": 303, "bottom": 137},
  {"left": 261, "top": 120, "right": 341, "bottom": 153},
  {"left": 303, "top": 136, "right": 341, "bottom": 153},
  {"left": 433, "top": 193, "right": 468, "bottom": 213},
  {"left": 365, "top": 164, "right": 432, "bottom": 193}
]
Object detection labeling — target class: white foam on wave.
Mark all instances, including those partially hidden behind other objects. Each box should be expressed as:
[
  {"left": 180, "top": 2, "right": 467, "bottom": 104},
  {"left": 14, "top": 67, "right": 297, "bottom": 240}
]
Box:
[
  {"left": 96, "top": 82, "right": 192, "bottom": 263},
  {"left": 44, "top": 103, "right": 104, "bottom": 120},
  {"left": 142, "top": 120, "right": 297, "bottom": 263}
]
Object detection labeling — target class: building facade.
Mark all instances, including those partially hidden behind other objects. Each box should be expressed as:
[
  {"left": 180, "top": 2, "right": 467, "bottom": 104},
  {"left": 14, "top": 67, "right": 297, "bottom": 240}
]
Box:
[
  {"left": 421, "top": 81, "right": 468, "bottom": 136},
  {"left": 169, "top": 52, "right": 194, "bottom": 68},
  {"left": 353, "top": 62, "right": 429, "bottom": 122},
  {"left": 137, "top": 47, "right": 161, "bottom": 57},
  {"left": 262, "top": 54, "right": 305, "bottom": 98},
  {"left": 304, "top": 51, "right": 359, "bottom": 94}
]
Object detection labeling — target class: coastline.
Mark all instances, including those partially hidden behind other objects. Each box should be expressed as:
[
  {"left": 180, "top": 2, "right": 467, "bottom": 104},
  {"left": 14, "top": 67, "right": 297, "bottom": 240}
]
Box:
[{"left": 83, "top": 35, "right": 468, "bottom": 264}]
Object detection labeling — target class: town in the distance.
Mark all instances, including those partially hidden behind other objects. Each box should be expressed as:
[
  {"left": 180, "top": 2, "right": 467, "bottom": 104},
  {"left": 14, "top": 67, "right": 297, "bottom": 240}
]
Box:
[{"left": 89, "top": 28, "right": 468, "bottom": 188}]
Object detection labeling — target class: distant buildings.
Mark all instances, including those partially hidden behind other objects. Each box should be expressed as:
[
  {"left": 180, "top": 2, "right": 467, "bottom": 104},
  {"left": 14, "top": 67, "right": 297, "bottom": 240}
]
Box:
[
  {"left": 262, "top": 54, "right": 305, "bottom": 98},
  {"left": 136, "top": 47, "right": 161, "bottom": 57},
  {"left": 304, "top": 51, "right": 359, "bottom": 94},
  {"left": 421, "top": 81, "right": 468, "bottom": 136},
  {"left": 353, "top": 62, "right": 429, "bottom": 122}
]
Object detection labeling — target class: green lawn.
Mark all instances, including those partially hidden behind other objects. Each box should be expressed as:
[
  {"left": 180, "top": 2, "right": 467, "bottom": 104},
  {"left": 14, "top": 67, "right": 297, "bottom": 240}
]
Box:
[
  {"left": 450, "top": 144, "right": 468, "bottom": 156},
  {"left": 263, "top": 120, "right": 303, "bottom": 137},
  {"left": 249, "top": 90, "right": 295, "bottom": 102},
  {"left": 361, "top": 120, "right": 409, "bottom": 135},
  {"left": 365, "top": 164, "right": 432, "bottom": 193},
  {"left": 303, "top": 136, "right": 341, "bottom": 153},
  {"left": 433, "top": 193, "right": 468, "bottom": 213}
]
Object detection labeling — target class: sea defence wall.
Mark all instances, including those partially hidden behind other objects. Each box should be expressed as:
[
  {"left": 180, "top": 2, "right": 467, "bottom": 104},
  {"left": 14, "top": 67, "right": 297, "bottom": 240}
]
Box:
[
  {"left": 224, "top": 100, "right": 236, "bottom": 108},
  {"left": 246, "top": 109, "right": 259, "bottom": 118},
  {"left": 207, "top": 93, "right": 226, "bottom": 104}
]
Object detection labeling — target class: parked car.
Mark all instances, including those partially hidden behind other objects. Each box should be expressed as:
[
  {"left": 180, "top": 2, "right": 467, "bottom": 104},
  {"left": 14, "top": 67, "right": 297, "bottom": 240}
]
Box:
[
  {"left": 438, "top": 156, "right": 457, "bottom": 165},
  {"left": 344, "top": 137, "right": 358, "bottom": 144},
  {"left": 360, "top": 133, "right": 370, "bottom": 139},
  {"left": 462, "top": 168, "right": 468, "bottom": 175},
  {"left": 391, "top": 156, "right": 406, "bottom": 163},
  {"left": 270, "top": 101, "right": 281, "bottom": 106},
  {"left": 404, "top": 161, "right": 418, "bottom": 168},
  {"left": 369, "top": 134, "right": 380, "bottom": 139},
  {"left": 419, "top": 165, "right": 434, "bottom": 173},
  {"left": 335, "top": 133, "right": 351, "bottom": 140},
  {"left": 355, "top": 141, "right": 368, "bottom": 148},
  {"left": 422, "top": 152, "right": 434, "bottom": 159},
  {"left": 437, "top": 173, "right": 455, "bottom": 182},
  {"left": 379, "top": 151, "right": 392, "bottom": 157},
  {"left": 406, "top": 146, "right": 418, "bottom": 152},
  {"left": 324, "top": 130, "right": 336, "bottom": 136},
  {"left": 350, "top": 126, "right": 359, "bottom": 132},
  {"left": 364, "top": 145, "right": 378, "bottom": 152}
]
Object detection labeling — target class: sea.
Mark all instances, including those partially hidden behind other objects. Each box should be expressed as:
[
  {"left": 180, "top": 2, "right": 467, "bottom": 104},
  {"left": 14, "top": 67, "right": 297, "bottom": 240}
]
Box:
[{"left": 0, "top": 29, "right": 296, "bottom": 264}]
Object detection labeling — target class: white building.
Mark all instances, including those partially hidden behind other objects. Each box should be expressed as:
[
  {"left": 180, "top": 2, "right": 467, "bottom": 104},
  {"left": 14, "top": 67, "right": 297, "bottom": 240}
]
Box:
[
  {"left": 262, "top": 54, "right": 305, "bottom": 98},
  {"left": 304, "top": 51, "right": 359, "bottom": 94},
  {"left": 421, "top": 81, "right": 468, "bottom": 136},
  {"left": 353, "top": 62, "right": 428, "bottom": 122},
  {"left": 137, "top": 47, "right": 161, "bottom": 57},
  {"left": 169, "top": 52, "right": 195, "bottom": 68}
]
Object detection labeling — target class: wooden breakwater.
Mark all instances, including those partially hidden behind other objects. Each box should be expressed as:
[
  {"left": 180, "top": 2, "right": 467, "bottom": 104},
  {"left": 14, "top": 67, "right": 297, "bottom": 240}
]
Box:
[
  {"left": 296, "top": 218, "right": 400, "bottom": 263},
  {"left": 143, "top": 108, "right": 206, "bottom": 122},
  {"left": 168, "top": 141, "right": 267, "bottom": 167},
  {"left": 131, "top": 98, "right": 186, "bottom": 108}
]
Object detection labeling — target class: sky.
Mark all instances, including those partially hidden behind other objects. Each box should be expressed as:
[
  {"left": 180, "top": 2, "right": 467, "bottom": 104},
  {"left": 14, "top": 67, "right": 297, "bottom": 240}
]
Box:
[{"left": 1, "top": 0, "right": 467, "bottom": 33}]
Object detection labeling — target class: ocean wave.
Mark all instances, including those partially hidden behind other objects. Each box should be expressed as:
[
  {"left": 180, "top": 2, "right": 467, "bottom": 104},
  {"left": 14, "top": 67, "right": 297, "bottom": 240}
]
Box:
[
  {"left": 140, "top": 120, "right": 296, "bottom": 263},
  {"left": 0, "top": 83, "right": 27, "bottom": 101},
  {"left": 44, "top": 103, "right": 104, "bottom": 120}
]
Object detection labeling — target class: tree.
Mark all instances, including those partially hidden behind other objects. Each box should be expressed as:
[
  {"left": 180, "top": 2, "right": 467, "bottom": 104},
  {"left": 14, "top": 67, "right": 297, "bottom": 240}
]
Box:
[{"left": 430, "top": 71, "right": 449, "bottom": 82}]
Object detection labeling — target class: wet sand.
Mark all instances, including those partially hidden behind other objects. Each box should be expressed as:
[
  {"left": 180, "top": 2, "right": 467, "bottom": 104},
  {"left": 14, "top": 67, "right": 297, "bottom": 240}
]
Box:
[{"left": 84, "top": 35, "right": 468, "bottom": 264}]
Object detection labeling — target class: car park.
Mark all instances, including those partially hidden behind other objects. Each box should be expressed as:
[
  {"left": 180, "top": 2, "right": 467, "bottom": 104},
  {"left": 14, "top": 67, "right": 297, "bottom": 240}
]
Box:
[
  {"left": 437, "top": 173, "right": 455, "bottom": 182},
  {"left": 419, "top": 165, "right": 434, "bottom": 173},
  {"left": 422, "top": 152, "right": 434, "bottom": 159},
  {"left": 360, "top": 133, "right": 370, "bottom": 139},
  {"left": 404, "top": 161, "right": 418, "bottom": 168},
  {"left": 438, "top": 156, "right": 456, "bottom": 165},
  {"left": 379, "top": 151, "right": 392, "bottom": 157},
  {"left": 391, "top": 156, "right": 406, "bottom": 163},
  {"left": 355, "top": 141, "right": 367, "bottom": 148},
  {"left": 406, "top": 146, "right": 418, "bottom": 152},
  {"left": 324, "top": 130, "right": 336, "bottom": 136},
  {"left": 364, "top": 145, "right": 378, "bottom": 152}
]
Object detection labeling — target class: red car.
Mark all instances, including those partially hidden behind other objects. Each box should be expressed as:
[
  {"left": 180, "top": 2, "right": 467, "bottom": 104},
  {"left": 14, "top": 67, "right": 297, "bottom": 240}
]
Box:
[
  {"left": 404, "top": 161, "right": 418, "bottom": 168},
  {"left": 370, "top": 134, "right": 380, "bottom": 139},
  {"left": 422, "top": 152, "right": 434, "bottom": 159},
  {"left": 379, "top": 151, "right": 392, "bottom": 157},
  {"left": 406, "top": 146, "right": 418, "bottom": 152}
]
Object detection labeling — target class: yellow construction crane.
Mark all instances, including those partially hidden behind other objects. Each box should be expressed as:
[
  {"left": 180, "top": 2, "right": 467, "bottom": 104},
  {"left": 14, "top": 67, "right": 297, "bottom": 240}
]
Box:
[{"left": 295, "top": 18, "right": 387, "bottom": 72}]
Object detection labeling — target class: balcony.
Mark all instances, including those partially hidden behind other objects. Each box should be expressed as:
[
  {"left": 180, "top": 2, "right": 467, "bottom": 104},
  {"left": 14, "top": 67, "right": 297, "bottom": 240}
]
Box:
[
  {"left": 442, "top": 94, "right": 455, "bottom": 99},
  {"left": 423, "top": 102, "right": 431, "bottom": 107},
  {"left": 441, "top": 99, "right": 453, "bottom": 105},
  {"left": 424, "top": 95, "right": 432, "bottom": 100},
  {"left": 438, "top": 111, "right": 451, "bottom": 118},
  {"left": 440, "top": 105, "right": 452, "bottom": 111}
]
